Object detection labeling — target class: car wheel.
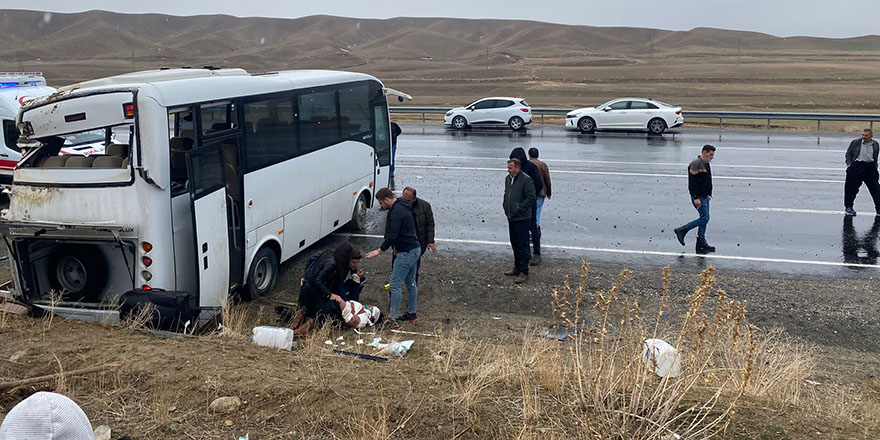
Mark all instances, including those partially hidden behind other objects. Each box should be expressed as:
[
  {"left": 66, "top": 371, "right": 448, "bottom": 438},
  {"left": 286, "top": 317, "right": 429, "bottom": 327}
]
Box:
[
  {"left": 577, "top": 117, "right": 596, "bottom": 133},
  {"left": 247, "top": 246, "right": 279, "bottom": 299},
  {"left": 49, "top": 244, "right": 107, "bottom": 302},
  {"left": 347, "top": 193, "right": 368, "bottom": 231},
  {"left": 648, "top": 118, "right": 667, "bottom": 135},
  {"left": 508, "top": 116, "right": 525, "bottom": 131},
  {"left": 452, "top": 116, "right": 467, "bottom": 130}
]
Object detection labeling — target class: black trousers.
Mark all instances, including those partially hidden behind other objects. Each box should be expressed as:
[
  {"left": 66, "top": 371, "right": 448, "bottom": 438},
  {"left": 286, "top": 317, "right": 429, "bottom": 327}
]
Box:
[
  {"left": 529, "top": 202, "right": 541, "bottom": 255},
  {"left": 844, "top": 162, "right": 880, "bottom": 210},
  {"left": 298, "top": 283, "right": 341, "bottom": 324},
  {"left": 508, "top": 219, "right": 531, "bottom": 274}
]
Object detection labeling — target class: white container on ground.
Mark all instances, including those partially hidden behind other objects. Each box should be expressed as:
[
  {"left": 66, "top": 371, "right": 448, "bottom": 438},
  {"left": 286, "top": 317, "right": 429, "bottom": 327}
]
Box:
[
  {"left": 642, "top": 338, "right": 681, "bottom": 377},
  {"left": 251, "top": 326, "right": 295, "bottom": 350}
]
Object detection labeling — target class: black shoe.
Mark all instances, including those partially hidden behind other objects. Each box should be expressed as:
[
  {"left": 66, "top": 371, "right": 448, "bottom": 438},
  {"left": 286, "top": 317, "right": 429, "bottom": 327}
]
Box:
[
  {"left": 398, "top": 313, "right": 418, "bottom": 323},
  {"left": 845, "top": 207, "right": 857, "bottom": 216},
  {"left": 696, "top": 238, "right": 715, "bottom": 254},
  {"left": 529, "top": 254, "right": 542, "bottom": 266},
  {"left": 674, "top": 227, "right": 687, "bottom": 246}
]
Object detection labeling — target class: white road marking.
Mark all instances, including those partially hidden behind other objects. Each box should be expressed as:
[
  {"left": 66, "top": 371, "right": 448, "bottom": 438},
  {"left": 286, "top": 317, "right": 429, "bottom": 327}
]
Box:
[
  {"left": 403, "top": 139, "right": 473, "bottom": 144},
  {"left": 736, "top": 207, "right": 880, "bottom": 216},
  {"left": 396, "top": 165, "right": 844, "bottom": 184},
  {"left": 399, "top": 154, "right": 842, "bottom": 171},
  {"left": 344, "top": 234, "right": 880, "bottom": 269}
]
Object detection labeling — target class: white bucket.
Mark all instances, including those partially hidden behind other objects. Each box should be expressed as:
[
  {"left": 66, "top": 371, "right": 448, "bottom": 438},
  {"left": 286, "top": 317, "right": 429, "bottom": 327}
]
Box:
[
  {"left": 642, "top": 338, "right": 681, "bottom": 378},
  {"left": 251, "top": 326, "right": 295, "bottom": 351}
]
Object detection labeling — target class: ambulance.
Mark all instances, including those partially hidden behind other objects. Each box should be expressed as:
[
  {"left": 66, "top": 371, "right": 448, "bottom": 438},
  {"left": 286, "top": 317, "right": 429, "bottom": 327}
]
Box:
[{"left": 0, "top": 73, "right": 56, "bottom": 186}]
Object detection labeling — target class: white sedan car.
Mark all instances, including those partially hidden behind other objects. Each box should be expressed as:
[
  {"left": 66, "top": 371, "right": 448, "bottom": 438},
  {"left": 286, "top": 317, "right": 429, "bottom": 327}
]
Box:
[
  {"left": 444, "top": 97, "right": 532, "bottom": 131},
  {"left": 565, "top": 98, "right": 684, "bottom": 135}
]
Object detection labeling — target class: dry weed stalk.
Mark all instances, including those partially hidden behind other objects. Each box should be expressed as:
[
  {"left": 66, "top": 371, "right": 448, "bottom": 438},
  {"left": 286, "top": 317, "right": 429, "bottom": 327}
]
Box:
[
  {"left": 121, "top": 302, "right": 157, "bottom": 330},
  {"left": 219, "top": 301, "right": 250, "bottom": 337}
]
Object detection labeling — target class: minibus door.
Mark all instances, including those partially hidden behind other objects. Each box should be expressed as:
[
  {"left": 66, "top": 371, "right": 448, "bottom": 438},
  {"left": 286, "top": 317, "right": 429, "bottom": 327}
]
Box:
[{"left": 186, "top": 145, "right": 230, "bottom": 308}]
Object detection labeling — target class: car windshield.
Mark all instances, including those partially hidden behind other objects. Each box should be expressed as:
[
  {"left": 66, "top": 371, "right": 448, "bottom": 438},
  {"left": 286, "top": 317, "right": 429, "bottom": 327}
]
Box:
[
  {"left": 597, "top": 99, "right": 618, "bottom": 109},
  {"left": 465, "top": 99, "right": 482, "bottom": 108}
]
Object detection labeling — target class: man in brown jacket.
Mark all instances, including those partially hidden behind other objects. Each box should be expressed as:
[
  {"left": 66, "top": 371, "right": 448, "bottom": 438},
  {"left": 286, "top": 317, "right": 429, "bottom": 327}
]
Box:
[{"left": 528, "top": 148, "right": 551, "bottom": 265}]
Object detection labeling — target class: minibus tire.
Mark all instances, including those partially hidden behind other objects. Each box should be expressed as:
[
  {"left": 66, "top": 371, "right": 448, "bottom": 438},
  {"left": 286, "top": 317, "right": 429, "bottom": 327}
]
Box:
[
  {"left": 348, "top": 193, "right": 368, "bottom": 231},
  {"left": 247, "top": 246, "right": 278, "bottom": 299},
  {"left": 48, "top": 245, "right": 107, "bottom": 302}
]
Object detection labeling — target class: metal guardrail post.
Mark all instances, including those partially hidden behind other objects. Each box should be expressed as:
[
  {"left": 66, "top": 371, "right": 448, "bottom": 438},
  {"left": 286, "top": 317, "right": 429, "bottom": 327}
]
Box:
[
  {"left": 422, "top": 112, "right": 425, "bottom": 124},
  {"left": 818, "top": 120, "right": 821, "bottom": 131},
  {"left": 541, "top": 114, "right": 545, "bottom": 125}
]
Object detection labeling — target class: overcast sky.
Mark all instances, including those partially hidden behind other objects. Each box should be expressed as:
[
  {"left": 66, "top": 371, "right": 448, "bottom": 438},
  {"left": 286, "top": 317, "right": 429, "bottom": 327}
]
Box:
[{"left": 2, "top": 0, "right": 877, "bottom": 38}]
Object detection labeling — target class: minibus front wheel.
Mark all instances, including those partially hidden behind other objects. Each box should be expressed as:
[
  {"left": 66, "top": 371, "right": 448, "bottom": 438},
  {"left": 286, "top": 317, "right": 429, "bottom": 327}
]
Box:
[
  {"left": 48, "top": 244, "right": 107, "bottom": 302},
  {"left": 247, "top": 246, "right": 278, "bottom": 299}
]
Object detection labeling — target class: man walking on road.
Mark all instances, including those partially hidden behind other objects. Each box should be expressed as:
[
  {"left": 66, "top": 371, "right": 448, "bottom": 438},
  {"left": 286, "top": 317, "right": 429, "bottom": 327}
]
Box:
[
  {"left": 366, "top": 187, "right": 421, "bottom": 329},
  {"left": 504, "top": 158, "right": 536, "bottom": 283},
  {"left": 674, "top": 145, "right": 716, "bottom": 254},
  {"left": 509, "top": 147, "right": 543, "bottom": 265},
  {"left": 843, "top": 128, "right": 880, "bottom": 216},
  {"left": 401, "top": 186, "right": 437, "bottom": 283},
  {"left": 528, "top": 147, "right": 552, "bottom": 231}
]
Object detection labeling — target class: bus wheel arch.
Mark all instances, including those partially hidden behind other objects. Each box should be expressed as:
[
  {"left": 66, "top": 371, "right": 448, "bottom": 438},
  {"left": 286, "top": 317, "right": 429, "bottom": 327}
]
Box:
[{"left": 246, "top": 241, "right": 280, "bottom": 299}]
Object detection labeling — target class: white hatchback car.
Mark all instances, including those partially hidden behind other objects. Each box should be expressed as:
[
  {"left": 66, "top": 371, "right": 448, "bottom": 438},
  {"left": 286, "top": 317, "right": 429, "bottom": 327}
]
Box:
[
  {"left": 565, "top": 98, "right": 683, "bottom": 135},
  {"left": 445, "top": 97, "right": 531, "bottom": 131}
]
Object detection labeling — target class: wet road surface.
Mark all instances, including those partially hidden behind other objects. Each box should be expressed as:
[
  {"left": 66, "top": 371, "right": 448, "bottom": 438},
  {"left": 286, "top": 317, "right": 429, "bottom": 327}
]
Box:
[{"left": 361, "top": 125, "right": 880, "bottom": 278}]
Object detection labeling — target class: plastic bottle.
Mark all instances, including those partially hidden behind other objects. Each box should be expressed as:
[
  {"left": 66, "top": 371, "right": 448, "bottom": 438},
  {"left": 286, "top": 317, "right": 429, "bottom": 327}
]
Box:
[{"left": 251, "top": 326, "right": 295, "bottom": 350}]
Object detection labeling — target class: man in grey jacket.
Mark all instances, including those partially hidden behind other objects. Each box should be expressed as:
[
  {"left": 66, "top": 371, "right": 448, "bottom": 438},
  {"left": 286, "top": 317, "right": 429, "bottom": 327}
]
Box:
[
  {"left": 844, "top": 128, "right": 880, "bottom": 216},
  {"left": 503, "top": 158, "right": 536, "bottom": 283}
]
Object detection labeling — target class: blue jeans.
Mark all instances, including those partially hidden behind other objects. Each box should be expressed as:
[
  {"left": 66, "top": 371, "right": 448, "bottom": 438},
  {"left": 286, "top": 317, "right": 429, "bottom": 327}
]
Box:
[
  {"left": 683, "top": 197, "right": 710, "bottom": 238},
  {"left": 389, "top": 247, "right": 419, "bottom": 319},
  {"left": 535, "top": 196, "right": 545, "bottom": 227}
]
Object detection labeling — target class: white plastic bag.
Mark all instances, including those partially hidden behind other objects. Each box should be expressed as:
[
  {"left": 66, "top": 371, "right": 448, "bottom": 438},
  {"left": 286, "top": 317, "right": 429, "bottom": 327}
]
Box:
[
  {"left": 251, "top": 326, "right": 295, "bottom": 351},
  {"left": 378, "top": 340, "right": 414, "bottom": 357},
  {"left": 642, "top": 338, "right": 681, "bottom": 378}
]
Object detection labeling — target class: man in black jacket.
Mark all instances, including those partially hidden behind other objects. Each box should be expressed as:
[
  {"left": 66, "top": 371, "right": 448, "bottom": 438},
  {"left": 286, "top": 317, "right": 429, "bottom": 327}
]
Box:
[
  {"left": 366, "top": 187, "right": 421, "bottom": 328},
  {"left": 843, "top": 129, "right": 880, "bottom": 216},
  {"left": 503, "top": 159, "right": 536, "bottom": 283},
  {"left": 674, "top": 145, "right": 716, "bottom": 254},
  {"left": 401, "top": 186, "right": 436, "bottom": 284},
  {"left": 509, "top": 147, "right": 543, "bottom": 265}
]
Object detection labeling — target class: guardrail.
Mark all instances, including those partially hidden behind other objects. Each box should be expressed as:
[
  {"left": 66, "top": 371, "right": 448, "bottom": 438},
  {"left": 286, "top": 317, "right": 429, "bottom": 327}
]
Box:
[{"left": 390, "top": 106, "right": 880, "bottom": 130}]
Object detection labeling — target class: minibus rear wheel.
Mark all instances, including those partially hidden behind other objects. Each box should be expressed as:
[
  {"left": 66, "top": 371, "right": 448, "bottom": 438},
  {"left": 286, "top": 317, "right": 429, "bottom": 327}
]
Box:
[
  {"left": 247, "top": 246, "right": 278, "bottom": 299},
  {"left": 48, "top": 244, "right": 107, "bottom": 302}
]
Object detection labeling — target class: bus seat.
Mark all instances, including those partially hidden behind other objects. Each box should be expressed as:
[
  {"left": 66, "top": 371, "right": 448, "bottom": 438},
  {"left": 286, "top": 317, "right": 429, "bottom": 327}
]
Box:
[
  {"left": 65, "top": 156, "right": 95, "bottom": 168},
  {"left": 92, "top": 156, "right": 123, "bottom": 168},
  {"left": 106, "top": 144, "right": 129, "bottom": 157},
  {"left": 180, "top": 129, "right": 194, "bottom": 140},
  {"left": 122, "top": 157, "right": 130, "bottom": 167},
  {"left": 40, "top": 156, "right": 70, "bottom": 167},
  {"left": 170, "top": 137, "right": 193, "bottom": 151}
]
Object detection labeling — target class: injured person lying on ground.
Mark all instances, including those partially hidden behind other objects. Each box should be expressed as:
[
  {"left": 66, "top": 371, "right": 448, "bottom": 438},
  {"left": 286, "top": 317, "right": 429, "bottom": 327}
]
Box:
[{"left": 285, "top": 298, "right": 381, "bottom": 334}]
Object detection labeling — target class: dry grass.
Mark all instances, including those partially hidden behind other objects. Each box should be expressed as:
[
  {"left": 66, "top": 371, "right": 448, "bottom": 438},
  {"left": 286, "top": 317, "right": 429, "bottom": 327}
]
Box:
[{"left": 218, "top": 301, "right": 251, "bottom": 338}]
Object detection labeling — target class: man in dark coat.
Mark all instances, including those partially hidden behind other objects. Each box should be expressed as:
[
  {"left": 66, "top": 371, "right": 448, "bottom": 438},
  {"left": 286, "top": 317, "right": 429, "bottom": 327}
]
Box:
[
  {"left": 366, "top": 187, "right": 421, "bottom": 328},
  {"left": 503, "top": 158, "right": 536, "bottom": 283},
  {"left": 843, "top": 128, "right": 880, "bottom": 216},
  {"left": 509, "top": 147, "right": 543, "bottom": 265},
  {"left": 402, "top": 186, "right": 436, "bottom": 284}
]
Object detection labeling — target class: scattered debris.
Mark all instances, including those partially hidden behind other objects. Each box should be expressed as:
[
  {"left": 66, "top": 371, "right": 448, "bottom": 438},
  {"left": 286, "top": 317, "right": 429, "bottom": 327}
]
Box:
[
  {"left": 390, "top": 329, "right": 436, "bottom": 337},
  {"left": 224, "top": 419, "right": 233, "bottom": 426},
  {"left": 9, "top": 349, "right": 27, "bottom": 363},
  {"left": 209, "top": 396, "right": 242, "bottom": 414},
  {"left": 333, "top": 349, "right": 389, "bottom": 363},
  {"left": 643, "top": 339, "right": 681, "bottom": 378},
  {"left": 491, "top": 316, "right": 501, "bottom": 320},
  {"left": 251, "top": 326, "right": 295, "bottom": 350},
  {"left": 541, "top": 327, "right": 578, "bottom": 341},
  {"left": 377, "top": 340, "right": 414, "bottom": 357},
  {"left": 449, "top": 295, "right": 462, "bottom": 304},
  {"left": 94, "top": 425, "right": 111, "bottom": 440},
  {"left": 0, "top": 300, "right": 29, "bottom": 316},
  {"left": 805, "top": 379, "right": 821, "bottom": 386},
  {"left": 356, "top": 339, "right": 364, "bottom": 345}
]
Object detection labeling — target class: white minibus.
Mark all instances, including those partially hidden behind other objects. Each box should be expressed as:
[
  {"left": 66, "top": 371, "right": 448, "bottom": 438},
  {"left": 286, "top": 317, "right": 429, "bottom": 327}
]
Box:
[
  {"left": 1, "top": 67, "right": 394, "bottom": 325},
  {"left": 0, "top": 73, "right": 56, "bottom": 187}
]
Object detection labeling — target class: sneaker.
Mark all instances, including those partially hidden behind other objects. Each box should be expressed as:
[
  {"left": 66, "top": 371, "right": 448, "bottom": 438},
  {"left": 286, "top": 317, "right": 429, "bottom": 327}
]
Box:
[
  {"left": 399, "top": 313, "right": 418, "bottom": 323},
  {"left": 379, "top": 319, "right": 400, "bottom": 330},
  {"left": 845, "top": 207, "right": 857, "bottom": 216},
  {"left": 529, "top": 254, "right": 542, "bottom": 266},
  {"left": 674, "top": 227, "right": 687, "bottom": 246}
]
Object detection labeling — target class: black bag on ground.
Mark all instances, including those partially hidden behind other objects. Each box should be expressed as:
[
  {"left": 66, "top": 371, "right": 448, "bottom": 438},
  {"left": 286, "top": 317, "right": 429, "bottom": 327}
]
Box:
[{"left": 119, "top": 290, "right": 193, "bottom": 332}]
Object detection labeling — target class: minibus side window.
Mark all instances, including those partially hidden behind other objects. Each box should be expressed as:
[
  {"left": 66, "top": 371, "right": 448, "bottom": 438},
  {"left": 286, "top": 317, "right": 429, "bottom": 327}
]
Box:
[{"left": 2, "top": 120, "right": 19, "bottom": 152}]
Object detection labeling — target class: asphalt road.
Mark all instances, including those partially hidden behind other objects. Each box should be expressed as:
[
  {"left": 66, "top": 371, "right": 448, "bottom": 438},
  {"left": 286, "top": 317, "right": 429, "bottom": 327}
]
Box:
[{"left": 361, "top": 124, "right": 880, "bottom": 278}]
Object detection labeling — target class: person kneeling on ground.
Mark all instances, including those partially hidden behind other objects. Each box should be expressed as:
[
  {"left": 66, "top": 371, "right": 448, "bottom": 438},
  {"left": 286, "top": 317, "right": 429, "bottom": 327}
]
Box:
[{"left": 292, "top": 242, "right": 363, "bottom": 335}]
